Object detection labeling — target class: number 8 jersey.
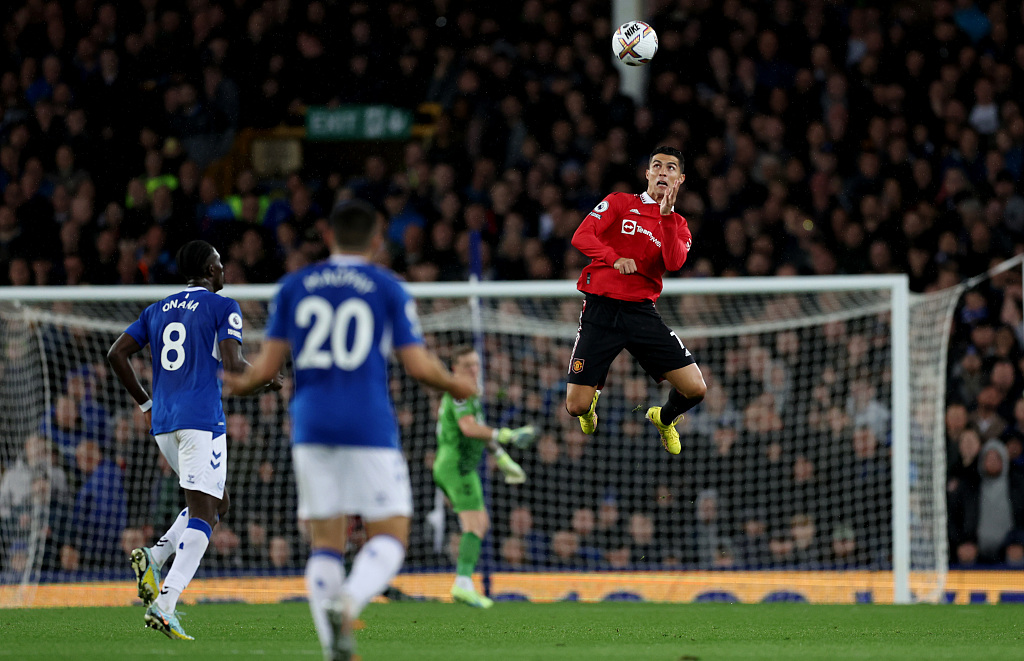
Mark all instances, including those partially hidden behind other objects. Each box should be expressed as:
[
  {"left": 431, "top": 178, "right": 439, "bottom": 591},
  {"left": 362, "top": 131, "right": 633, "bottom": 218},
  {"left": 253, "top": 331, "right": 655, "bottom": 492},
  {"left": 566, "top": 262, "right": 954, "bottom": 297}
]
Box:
[
  {"left": 124, "top": 286, "right": 244, "bottom": 435},
  {"left": 264, "top": 255, "right": 424, "bottom": 449}
]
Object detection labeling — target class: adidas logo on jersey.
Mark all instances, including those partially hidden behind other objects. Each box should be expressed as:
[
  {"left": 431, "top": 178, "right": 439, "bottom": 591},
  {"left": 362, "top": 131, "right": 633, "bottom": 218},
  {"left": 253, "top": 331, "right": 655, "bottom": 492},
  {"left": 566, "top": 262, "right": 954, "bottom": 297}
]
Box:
[{"left": 629, "top": 208, "right": 641, "bottom": 214}]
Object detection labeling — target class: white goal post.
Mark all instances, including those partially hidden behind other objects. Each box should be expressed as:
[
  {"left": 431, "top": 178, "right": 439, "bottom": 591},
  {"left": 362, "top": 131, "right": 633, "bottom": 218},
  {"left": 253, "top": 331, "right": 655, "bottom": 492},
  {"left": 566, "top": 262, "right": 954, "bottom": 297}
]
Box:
[{"left": 0, "top": 273, "right": 965, "bottom": 606}]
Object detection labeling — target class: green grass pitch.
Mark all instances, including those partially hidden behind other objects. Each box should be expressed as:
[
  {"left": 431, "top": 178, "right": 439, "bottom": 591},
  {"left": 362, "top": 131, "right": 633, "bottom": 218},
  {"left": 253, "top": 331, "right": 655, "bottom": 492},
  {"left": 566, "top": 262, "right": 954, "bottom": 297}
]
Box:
[{"left": 1, "top": 602, "right": 1021, "bottom": 660}]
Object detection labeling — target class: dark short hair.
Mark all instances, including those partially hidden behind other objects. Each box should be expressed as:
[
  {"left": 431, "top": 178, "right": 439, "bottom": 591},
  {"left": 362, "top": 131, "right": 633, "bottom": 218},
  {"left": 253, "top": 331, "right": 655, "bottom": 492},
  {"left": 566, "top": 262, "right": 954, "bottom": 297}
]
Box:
[
  {"left": 650, "top": 146, "right": 685, "bottom": 172},
  {"left": 450, "top": 344, "right": 477, "bottom": 366},
  {"left": 329, "top": 199, "right": 378, "bottom": 250},
  {"left": 175, "top": 240, "right": 216, "bottom": 280}
]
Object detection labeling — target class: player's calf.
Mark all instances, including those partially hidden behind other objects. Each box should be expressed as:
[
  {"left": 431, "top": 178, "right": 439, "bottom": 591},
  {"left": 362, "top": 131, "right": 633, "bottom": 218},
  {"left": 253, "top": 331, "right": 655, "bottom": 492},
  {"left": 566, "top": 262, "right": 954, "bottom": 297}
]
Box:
[{"left": 566, "top": 386, "right": 601, "bottom": 433}]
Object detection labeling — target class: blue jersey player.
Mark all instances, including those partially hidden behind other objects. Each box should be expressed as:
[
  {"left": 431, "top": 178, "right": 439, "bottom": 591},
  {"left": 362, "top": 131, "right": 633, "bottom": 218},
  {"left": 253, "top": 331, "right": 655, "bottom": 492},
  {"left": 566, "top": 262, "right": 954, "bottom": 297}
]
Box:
[
  {"left": 107, "top": 240, "right": 280, "bottom": 641},
  {"left": 224, "top": 200, "right": 476, "bottom": 661}
]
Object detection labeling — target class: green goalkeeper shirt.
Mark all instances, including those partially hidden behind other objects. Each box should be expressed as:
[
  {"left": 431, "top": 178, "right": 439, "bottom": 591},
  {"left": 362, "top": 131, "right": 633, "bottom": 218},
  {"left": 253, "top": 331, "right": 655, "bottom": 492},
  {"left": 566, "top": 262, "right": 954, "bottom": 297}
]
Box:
[{"left": 435, "top": 393, "right": 485, "bottom": 477}]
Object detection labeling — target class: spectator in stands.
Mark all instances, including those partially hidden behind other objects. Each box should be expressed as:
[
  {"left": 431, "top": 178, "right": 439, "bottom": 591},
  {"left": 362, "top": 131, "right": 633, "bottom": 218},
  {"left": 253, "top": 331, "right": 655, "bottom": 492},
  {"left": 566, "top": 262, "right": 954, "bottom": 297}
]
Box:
[
  {"left": 267, "top": 535, "right": 293, "bottom": 570},
  {"left": 789, "top": 513, "right": 823, "bottom": 567},
  {"left": 44, "top": 394, "right": 87, "bottom": 464},
  {"left": 768, "top": 529, "right": 796, "bottom": 566},
  {"left": 826, "top": 524, "right": 859, "bottom": 568},
  {"left": 594, "top": 491, "right": 626, "bottom": 558},
  {"left": 0, "top": 435, "right": 69, "bottom": 524},
  {"left": 148, "top": 453, "right": 183, "bottom": 534},
  {"left": 846, "top": 379, "right": 891, "bottom": 444},
  {"left": 734, "top": 508, "right": 771, "bottom": 569},
  {"left": 974, "top": 385, "right": 1009, "bottom": 440},
  {"left": 949, "top": 437, "right": 1024, "bottom": 565},
  {"left": 508, "top": 505, "right": 548, "bottom": 564},
  {"left": 693, "top": 488, "right": 725, "bottom": 569},
  {"left": 112, "top": 411, "right": 159, "bottom": 530},
  {"left": 568, "top": 506, "right": 601, "bottom": 565},
  {"left": 1003, "top": 530, "right": 1024, "bottom": 568},
  {"left": 945, "top": 403, "right": 971, "bottom": 464},
  {"left": 66, "top": 439, "right": 126, "bottom": 570},
  {"left": 952, "top": 346, "right": 987, "bottom": 405},
  {"left": 548, "top": 530, "right": 582, "bottom": 568},
  {"left": 627, "top": 512, "right": 661, "bottom": 566},
  {"left": 204, "top": 523, "right": 244, "bottom": 571},
  {"left": 499, "top": 536, "right": 527, "bottom": 568}
]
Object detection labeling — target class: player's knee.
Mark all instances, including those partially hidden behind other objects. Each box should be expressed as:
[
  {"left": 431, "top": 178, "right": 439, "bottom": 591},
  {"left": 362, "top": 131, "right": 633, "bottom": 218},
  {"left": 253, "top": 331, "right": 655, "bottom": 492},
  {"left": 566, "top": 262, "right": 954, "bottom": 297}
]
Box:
[
  {"left": 687, "top": 379, "right": 707, "bottom": 401},
  {"left": 565, "top": 395, "right": 590, "bottom": 417}
]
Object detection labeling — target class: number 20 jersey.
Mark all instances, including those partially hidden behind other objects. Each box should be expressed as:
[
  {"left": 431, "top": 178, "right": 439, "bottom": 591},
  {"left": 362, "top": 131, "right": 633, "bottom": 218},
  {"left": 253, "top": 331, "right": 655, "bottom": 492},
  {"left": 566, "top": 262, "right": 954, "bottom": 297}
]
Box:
[
  {"left": 264, "top": 255, "right": 424, "bottom": 449},
  {"left": 124, "top": 286, "right": 244, "bottom": 435}
]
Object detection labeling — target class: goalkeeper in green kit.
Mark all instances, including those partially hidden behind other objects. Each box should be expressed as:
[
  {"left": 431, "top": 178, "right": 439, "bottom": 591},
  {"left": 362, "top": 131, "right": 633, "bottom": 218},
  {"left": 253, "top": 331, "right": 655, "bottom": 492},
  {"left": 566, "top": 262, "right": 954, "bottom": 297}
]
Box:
[{"left": 434, "top": 345, "right": 535, "bottom": 608}]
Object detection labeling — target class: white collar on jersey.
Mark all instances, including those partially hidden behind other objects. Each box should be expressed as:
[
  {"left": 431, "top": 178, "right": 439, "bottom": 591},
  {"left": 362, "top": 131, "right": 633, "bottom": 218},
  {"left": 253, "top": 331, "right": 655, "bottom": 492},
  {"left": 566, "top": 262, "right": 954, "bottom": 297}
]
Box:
[
  {"left": 640, "top": 190, "right": 674, "bottom": 212},
  {"left": 329, "top": 254, "right": 368, "bottom": 265}
]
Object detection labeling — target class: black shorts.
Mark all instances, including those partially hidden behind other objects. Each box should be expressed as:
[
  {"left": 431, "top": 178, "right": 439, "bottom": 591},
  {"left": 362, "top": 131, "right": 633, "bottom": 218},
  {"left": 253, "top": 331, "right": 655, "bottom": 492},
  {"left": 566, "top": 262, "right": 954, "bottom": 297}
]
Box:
[{"left": 566, "top": 293, "right": 696, "bottom": 387}]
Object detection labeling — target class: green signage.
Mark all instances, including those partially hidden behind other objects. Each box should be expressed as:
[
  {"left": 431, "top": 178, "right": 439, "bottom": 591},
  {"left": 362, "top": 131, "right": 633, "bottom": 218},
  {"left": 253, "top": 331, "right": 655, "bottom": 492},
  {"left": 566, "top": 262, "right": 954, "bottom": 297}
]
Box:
[{"left": 306, "top": 105, "right": 413, "bottom": 141}]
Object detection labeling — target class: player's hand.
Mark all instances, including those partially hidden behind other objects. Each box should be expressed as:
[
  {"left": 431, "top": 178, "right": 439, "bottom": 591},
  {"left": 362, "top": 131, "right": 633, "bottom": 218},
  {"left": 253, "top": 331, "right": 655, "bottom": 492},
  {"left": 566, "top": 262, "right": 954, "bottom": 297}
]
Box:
[
  {"left": 450, "top": 374, "right": 478, "bottom": 400},
  {"left": 614, "top": 258, "right": 637, "bottom": 275},
  {"left": 266, "top": 373, "right": 285, "bottom": 391},
  {"left": 221, "top": 371, "right": 250, "bottom": 396},
  {"left": 495, "top": 449, "right": 527, "bottom": 485},
  {"left": 497, "top": 426, "right": 537, "bottom": 449},
  {"left": 660, "top": 179, "right": 681, "bottom": 215}
]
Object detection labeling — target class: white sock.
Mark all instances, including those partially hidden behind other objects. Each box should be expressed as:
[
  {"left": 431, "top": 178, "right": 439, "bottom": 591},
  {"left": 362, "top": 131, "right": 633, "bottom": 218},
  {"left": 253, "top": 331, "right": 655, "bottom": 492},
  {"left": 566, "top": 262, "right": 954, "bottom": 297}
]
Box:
[
  {"left": 156, "top": 518, "right": 211, "bottom": 613},
  {"left": 305, "top": 549, "right": 346, "bottom": 652},
  {"left": 454, "top": 575, "right": 474, "bottom": 592},
  {"left": 342, "top": 535, "right": 405, "bottom": 618},
  {"left": 151, "top": 508, "right": 189, "bottom": 568}
]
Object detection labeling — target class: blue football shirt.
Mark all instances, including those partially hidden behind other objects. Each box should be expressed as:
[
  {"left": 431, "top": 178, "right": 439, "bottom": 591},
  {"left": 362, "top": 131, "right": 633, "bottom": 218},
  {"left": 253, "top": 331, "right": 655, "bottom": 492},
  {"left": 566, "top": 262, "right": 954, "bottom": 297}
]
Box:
[
  {"left": 264, "top": 255, "right": 423, "bottom": 448},
  {"left": 124, "top": 286, "right": 243, "bottom": 435}
]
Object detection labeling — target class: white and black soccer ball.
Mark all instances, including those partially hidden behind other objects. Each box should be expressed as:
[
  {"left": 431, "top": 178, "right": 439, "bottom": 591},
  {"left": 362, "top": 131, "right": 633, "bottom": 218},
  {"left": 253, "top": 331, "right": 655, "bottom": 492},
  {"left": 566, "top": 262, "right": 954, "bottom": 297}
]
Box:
[{"left": 612, "top": 21, "right": 658, "bottom": 66}]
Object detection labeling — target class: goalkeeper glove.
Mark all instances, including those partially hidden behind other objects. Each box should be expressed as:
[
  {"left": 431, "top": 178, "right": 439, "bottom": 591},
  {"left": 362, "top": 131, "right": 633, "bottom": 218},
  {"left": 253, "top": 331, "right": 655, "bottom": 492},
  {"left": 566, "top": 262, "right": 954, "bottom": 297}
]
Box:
[
  {"left": 494, "top": 448, "right": 527, "bottom": 485},
  {"left": 495, "top": 425, "right": 537, "bottom": 449}
]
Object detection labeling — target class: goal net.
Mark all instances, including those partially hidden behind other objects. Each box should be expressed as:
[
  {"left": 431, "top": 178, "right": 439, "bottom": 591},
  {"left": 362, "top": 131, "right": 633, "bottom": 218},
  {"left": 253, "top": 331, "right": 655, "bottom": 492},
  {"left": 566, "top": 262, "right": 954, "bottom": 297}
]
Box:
[{"left": 0, "top": 274, "right": 967, "bottom": 606}]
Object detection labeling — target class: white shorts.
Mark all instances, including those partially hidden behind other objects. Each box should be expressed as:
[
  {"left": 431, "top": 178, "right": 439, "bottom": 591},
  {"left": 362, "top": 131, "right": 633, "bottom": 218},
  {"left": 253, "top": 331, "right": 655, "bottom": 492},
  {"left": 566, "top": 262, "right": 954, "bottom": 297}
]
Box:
[
  {"left": 292, "top": 445, "right": 412, "bottom": 521},
  {"left": 154, "top": 429, "right": 227, "bottom": 499}
]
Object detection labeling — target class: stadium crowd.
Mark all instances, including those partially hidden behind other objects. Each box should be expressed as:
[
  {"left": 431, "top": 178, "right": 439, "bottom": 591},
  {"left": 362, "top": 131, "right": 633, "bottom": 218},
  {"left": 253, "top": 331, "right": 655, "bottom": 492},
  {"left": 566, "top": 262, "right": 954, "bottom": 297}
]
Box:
[{"left": 2, "top": 0, "right": 1024, "bottom": 577}]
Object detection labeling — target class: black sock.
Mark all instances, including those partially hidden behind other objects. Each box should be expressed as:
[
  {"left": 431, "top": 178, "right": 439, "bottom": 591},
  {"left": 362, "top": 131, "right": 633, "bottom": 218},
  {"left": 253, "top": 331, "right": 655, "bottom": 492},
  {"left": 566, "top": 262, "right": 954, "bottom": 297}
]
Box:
[{"left": 660, "top": 388, "right": 703, "bottom": 422}]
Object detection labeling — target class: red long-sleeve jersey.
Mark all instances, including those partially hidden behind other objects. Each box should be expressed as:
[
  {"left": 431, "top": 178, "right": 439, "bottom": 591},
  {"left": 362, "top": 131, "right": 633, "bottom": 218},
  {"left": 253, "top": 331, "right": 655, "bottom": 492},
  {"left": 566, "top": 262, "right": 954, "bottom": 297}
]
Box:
[{"left": 572, "top": 191, "right": 692, "bottom": 302}]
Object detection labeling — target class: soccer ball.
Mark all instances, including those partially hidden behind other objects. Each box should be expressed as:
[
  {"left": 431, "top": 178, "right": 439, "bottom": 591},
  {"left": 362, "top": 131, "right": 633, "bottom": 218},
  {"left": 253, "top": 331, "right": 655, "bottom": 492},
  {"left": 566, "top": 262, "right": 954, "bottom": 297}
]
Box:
[{"left": 612, "top": 21, "right": 658, "bottom": 66}]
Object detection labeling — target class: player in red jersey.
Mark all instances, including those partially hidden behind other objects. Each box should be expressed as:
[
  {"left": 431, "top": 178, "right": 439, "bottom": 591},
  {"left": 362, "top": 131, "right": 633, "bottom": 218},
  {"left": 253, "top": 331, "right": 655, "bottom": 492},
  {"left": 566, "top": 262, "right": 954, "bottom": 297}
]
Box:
[{"left": 564, "top": 146, "right": 707, "bottom": 454}]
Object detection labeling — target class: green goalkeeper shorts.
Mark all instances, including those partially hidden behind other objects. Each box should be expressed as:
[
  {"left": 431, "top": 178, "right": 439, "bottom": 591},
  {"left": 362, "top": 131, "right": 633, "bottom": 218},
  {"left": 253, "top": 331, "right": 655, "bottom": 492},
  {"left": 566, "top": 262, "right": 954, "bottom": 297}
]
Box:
[{"left": 433, "top": 462, "right": 485, "bottom": 512}]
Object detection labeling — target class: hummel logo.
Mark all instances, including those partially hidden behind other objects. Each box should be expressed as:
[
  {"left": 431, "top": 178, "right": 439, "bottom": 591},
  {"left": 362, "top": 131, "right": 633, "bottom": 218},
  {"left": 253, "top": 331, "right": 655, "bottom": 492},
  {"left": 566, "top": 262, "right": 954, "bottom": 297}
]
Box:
[
  {"left": 212, "top": 450, "right": 222, "bottom": 459},
  {"left": 211, "top": 460, "right": 221, "bottom": 470}
]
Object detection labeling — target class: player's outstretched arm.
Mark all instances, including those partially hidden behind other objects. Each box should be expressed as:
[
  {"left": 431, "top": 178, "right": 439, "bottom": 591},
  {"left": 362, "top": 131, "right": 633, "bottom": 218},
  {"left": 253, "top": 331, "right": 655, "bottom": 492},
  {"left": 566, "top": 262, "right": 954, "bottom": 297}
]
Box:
[
  {"left": 454, "top": 414, "right": 530, "bottom": 485},
  {"left": 221, "top": 338, "right": 284, "bottom": 394},
  {"left": 107, "top": 333, "right": 152, "bottom": 410},
  {"left": 222, "top": 339, "right": 289, "bottom": 396},
  {"left": 396, "top": 344, "right": 477, "bottom": 399}
]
